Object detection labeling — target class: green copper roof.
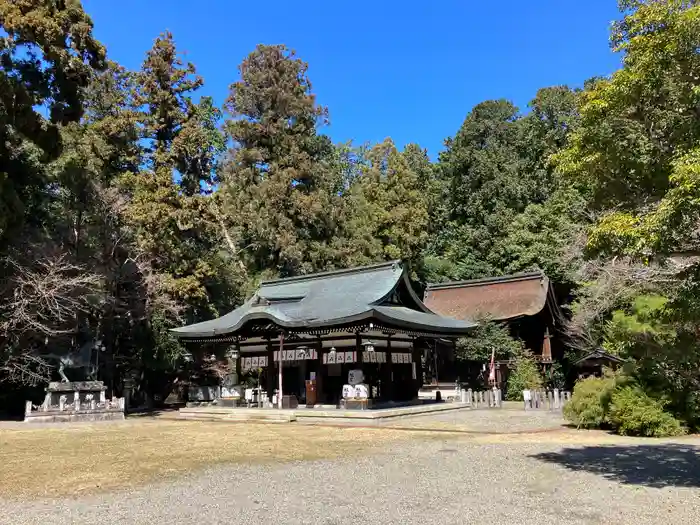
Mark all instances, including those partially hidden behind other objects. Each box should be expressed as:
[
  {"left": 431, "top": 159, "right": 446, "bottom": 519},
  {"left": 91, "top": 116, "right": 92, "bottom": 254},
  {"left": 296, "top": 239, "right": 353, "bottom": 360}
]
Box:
[{"left": 171, "top": 260, "right": 477, "bottom": 339}]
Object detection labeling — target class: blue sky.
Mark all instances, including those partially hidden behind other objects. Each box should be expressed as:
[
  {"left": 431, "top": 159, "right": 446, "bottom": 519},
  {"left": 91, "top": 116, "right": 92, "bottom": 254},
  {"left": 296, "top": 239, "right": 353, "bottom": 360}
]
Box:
[{"left": 83, "top": 0, "right": 622, "bottom": 158}]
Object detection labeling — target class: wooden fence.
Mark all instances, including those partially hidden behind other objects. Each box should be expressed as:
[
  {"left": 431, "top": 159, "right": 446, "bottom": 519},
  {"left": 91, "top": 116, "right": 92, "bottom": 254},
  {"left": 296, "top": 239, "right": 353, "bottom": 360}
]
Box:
[{"left": 522, "top": 389, "right": 571, "bottom": 411}]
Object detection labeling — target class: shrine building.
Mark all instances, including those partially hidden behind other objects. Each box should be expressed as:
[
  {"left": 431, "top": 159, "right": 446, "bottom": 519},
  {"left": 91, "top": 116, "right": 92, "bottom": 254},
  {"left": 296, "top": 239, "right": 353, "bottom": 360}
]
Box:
[{"left": 171, "top": 260, "right": 476, "bottom": 407}]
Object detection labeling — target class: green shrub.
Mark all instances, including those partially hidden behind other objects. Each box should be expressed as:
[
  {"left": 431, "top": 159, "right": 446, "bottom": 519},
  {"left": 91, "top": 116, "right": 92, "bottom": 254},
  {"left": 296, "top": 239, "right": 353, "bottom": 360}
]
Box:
[
  {"left": 456, "top": 322, "right": 524, "bottom": 362},
  {"left": 563, "top": 375, "right": 617, "bottom": 429},
  {"left": 506, "top": 353, "right": 543, "bottom": 401},
  {"left": 544, "top": 362, "right": 566, "bottom": 390},
  {"left": 608, "top": 386, "right": 686, "bottom": 437}
]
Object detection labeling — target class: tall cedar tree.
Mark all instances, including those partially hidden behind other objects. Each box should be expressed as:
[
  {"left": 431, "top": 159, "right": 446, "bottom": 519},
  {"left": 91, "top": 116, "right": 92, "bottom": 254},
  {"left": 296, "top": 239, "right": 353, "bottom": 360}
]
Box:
[
  {"left": 121, "top": 32, "right": 233, "bottom": 333},
  {"left": 432, "top": 100, "right": 527, "bottom": 279},
  {"left": 0, "top": 0, "right": 105, "bottom": 246},
  {"left": 43, "top": 62, "right": 143, "bottom": 388},
  {"left": 427, "top": 88, "right": 580, "bottom": 283},
  {"left": 220, "top": 44, "right": 342, "bottom": 279}
]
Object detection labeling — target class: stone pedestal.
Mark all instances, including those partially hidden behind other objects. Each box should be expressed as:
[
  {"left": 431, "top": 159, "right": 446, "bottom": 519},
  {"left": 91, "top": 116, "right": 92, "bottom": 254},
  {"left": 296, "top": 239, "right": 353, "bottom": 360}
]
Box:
[
  {"left": 46, "top": 381, "right": 107, "bottom": 406},
  {"left": 25, "top": 381, "right": 125, "bottom": 424}
]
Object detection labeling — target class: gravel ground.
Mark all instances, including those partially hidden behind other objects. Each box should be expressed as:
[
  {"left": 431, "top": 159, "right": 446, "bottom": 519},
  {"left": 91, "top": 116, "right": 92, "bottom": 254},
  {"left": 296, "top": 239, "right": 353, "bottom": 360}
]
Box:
[
  {"left": 2, "top": 430, "right": 699, "bottom": 525},
  {"left": 385, "top": 406, "right": 567, "bottom": 432}
]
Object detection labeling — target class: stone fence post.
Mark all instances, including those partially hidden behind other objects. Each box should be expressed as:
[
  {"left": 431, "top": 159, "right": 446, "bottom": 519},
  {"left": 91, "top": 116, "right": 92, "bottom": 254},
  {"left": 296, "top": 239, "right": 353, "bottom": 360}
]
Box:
[{"left": 42, "top": 393, "right": 50, "bottom": 411}]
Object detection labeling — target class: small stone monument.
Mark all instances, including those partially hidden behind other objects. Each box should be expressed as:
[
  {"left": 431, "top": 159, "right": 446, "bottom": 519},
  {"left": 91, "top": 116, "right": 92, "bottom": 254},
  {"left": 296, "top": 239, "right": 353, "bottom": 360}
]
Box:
[
  {"left": 25, "top": 381, "right": 125, "bottom": 423},
  {"left": 25, "top": 335, "right": 125, "bottom": 423}
]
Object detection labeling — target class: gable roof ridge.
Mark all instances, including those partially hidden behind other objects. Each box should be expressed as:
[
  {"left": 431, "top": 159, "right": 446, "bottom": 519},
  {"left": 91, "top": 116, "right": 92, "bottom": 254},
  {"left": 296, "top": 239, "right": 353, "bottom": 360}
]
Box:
[
  {"left": 426, "top": 271, "right": 546, "bottom": 291},
  {"left": 260, "top": 260, "right": 402, "bottom": 286},
  {"left": 574, "top": 348, "right": 626, "bottom": 366}
]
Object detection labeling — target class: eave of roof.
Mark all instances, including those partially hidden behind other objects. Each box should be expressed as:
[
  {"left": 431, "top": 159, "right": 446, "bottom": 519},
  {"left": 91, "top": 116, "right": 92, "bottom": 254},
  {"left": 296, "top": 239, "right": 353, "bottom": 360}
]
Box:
[
  {"left": 172, "top": 306, "right": 476, "bottom": 340},
  {"left": 424, "top": 271, "right": 549, "bottom": 322},
  {"left": 573, "top": 349, "right": 626, "bottom": 366},
  {"left": 425, "top": 271, "right": 545, "bottom": 291},
  {"left": 258, "top": 259, "right": 402, "bottom": 286},
  {"left": 171, "top": 260, "right": 476, "bottom": 340}
]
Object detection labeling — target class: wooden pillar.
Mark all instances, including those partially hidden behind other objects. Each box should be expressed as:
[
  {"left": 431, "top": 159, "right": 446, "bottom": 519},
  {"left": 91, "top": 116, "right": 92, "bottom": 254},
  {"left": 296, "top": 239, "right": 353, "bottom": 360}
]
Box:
[
  {"left": 356, "top": 332, "right": 374, "bottom": 399},
  {"left": 316, "top": 336, "right": 324, "bottom": 404},
  {"left": 413, "top": 338, "right": 423, "bottom": 390},
  {"left": 355, "top": 332, "right": 364, "bottom": 385},
  {"left": 277, "top": 333, "right": 284, "bottom": 409},
  {"left": 385, "top": 335, "right": 394, "bottom": 401},
  {"left": 266, "top": 337, "right": 274, "bottom": 402},
  {"left": 235, "top": 340, "right": 242, "bottom": 383}
]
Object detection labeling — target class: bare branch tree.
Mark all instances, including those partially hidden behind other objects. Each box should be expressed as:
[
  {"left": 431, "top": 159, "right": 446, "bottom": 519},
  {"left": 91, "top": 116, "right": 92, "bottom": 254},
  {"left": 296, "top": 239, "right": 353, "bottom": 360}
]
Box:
[
  {"left": 0, "top": 352, "right": 53, "bottom": 385},
  {"left": 0, "top": 254, "right": 101, "bottom": 338},
  {"left": 0, "top": 253, "right": 103, "bottom": 384}
]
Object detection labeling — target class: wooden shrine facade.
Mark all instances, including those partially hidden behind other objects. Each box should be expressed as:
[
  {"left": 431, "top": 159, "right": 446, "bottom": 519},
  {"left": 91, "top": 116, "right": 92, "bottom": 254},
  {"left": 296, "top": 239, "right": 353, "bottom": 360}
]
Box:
[{"left": 171, "top": 261, "right": 477, "bottom": 406}]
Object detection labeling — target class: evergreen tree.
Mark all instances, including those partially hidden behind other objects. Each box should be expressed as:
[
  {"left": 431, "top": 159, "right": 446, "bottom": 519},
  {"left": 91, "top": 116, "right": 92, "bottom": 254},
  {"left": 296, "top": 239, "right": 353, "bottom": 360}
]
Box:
[
  {"left": 427, "top": 89, "right": 581, "bottom": 283},
  {"left": 517, "top": 86, "right": 579, "bottom": 202},
  {"left": 339, "top": 139, "right": 429, "bottom": 271},
  {"left": 0, "top": 0, "right": 106, "bottom": 247},
  {"left": 220, "top": 44, "right": 342, "bottom": 278},
  {"left": 122, "top": 31, "right": 231, "bottom": 320},
  {"left": 46, "top": 62, "right": 143, "bottom": 388},
  {"left": 116, "top": 32, "right": 237, "bottom": 400},
  {"left": 431, "top": 100, "right": 526, "bottom": 279}
]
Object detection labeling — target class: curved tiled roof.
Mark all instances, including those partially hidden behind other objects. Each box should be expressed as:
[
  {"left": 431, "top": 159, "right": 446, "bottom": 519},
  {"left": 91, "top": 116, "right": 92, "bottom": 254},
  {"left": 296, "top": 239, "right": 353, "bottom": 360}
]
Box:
[
  {"left": 171, "top": 261, "right": 477, "bottom": 339},
  {"left": 424, "top": 272, "right": 549, "bottom": 322}
]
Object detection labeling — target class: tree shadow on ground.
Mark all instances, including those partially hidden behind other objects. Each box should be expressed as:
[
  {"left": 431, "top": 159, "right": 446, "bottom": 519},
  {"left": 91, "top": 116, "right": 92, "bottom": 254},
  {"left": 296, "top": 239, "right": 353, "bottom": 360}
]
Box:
[{"left": 531, "top": 444, "right": 700, "bottom": 488}]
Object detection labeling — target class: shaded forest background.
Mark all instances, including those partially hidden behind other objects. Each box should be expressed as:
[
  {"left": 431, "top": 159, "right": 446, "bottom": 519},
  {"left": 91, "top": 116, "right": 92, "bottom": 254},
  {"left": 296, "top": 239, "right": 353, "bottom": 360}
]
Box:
[{"left": 3, "top": 0, "right": 700, "bottom": 429}]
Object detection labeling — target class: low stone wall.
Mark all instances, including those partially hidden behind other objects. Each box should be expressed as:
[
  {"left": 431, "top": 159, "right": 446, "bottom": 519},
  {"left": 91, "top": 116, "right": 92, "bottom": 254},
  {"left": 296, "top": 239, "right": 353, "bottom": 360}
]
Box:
[
  {"left": 24, "top": 381, "right": 125, "bottom": 424},
  {"left": 24, "top": 408, "right": 125, "bottom": 423}
]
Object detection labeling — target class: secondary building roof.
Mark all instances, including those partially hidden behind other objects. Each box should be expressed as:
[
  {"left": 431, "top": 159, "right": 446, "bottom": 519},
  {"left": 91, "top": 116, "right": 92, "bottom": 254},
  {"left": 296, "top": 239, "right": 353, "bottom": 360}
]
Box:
[
  {"left": 171, "top": 260, "right": 477, "bottom": 340},
  {"left": 423, "top": 272, "right": 550, "bottom": 322},
  {"left": 573, "top": 349, "right": 626, "bottom": 367}
]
